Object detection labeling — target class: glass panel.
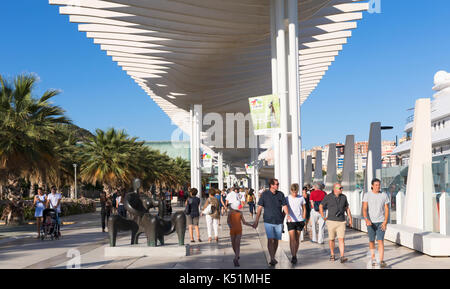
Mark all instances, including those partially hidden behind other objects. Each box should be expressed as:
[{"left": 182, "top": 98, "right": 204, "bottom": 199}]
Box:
[{"left": 378, "top": 166, "right": 408, "bottom": 224}]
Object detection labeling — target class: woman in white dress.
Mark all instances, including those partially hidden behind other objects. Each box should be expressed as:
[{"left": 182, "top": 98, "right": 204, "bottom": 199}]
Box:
[{"left": 33, "top": 187, "right": 47, "bottom": 239}]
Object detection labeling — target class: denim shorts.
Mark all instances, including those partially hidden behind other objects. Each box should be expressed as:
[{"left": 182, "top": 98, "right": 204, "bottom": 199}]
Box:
[
  {"left": 367, "top": 222, "right": 385, "bottom": 242},
  {"left": 264, "top": 223, "right": 283, "bottom": 240}
]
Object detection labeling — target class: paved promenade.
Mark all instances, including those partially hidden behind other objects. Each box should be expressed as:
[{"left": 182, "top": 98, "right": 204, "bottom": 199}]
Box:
[{"left": 0, "top": 204, "right": 449, "bottom": 269}]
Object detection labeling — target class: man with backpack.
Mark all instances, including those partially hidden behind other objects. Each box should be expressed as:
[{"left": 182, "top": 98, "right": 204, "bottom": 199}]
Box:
[{"left": 310, "top": 183, "right": 326, "bottom": 244}]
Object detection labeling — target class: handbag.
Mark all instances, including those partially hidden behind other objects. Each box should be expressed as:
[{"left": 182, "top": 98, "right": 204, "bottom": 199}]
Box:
[
  {"left": 184, "top": 199, "right": 191, "bottom": 215},
  {"left": 202, "top": 204, "right": 212, "bottom": 215}
]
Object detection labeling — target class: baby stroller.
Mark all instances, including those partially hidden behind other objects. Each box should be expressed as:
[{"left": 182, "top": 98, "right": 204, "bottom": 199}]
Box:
[{"left": 41, "top": 208, "right": 60, "bottom": 240}]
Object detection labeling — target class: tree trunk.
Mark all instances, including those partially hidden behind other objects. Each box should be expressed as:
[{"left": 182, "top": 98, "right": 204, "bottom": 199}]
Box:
[{"left": 29, "top": 183, "right": 36, "bottom": 198}]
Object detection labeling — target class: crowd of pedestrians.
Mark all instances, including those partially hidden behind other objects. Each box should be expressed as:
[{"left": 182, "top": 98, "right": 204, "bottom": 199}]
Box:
[
  {"left": 183, "top": 177, "right": 390, "bottom": 268},
  {"left": 87, "top": 178, "right": 390, "bottom": 268}
]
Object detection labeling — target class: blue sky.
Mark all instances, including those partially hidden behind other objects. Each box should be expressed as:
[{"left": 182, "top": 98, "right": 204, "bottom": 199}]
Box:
[{"left": 1, "top": 0, "right": 450, "bottom": 150}]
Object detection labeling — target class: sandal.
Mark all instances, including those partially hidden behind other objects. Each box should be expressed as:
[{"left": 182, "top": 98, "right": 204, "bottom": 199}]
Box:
[
  {"left": 340, "top": 256, "right": 348, "bottom": 263},
  {"left": 198, "top": 238, "right": 202, "bottom": 242},
  {"left": 380, "top": 261, "right": 387, "bottom": 268},
  {"left": 329, "top": 255, "right": 336, "bottom": 261},
  {"left": 190, "top": 239, "right": 195, "bottom": 243}
]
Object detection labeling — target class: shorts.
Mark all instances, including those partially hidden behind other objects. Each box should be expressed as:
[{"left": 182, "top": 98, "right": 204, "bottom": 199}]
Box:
[
  {"left": 187, "top": 215, "right": 199, "bottom": 226},
  {"left": 367, "top": 222, "right": 386, "bottom": 242},
  {"left": 264, "top": 223, "right": 283, "bottom": 240},
  {"left": 326, "top": 220, "right": 346, "bottom": 240},
  {"left": 287, "top": 221, "right": 305, "bottom": 232}
]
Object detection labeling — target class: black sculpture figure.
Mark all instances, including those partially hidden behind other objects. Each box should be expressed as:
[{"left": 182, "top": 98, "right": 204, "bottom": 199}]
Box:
[
  {"left": 108, "top": 192, "right": 186, "bottom": 247},
  {"left": 107, "top": 215, "right": 139, "bottom": 247}
]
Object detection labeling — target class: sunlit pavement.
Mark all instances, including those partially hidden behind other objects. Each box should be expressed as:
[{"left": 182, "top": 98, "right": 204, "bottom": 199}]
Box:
[{"left": 1, "top": 204, "right": 449, "bottom": 269}]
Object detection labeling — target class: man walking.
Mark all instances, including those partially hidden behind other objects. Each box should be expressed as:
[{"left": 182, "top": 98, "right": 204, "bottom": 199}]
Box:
[
  {"left": 253, "top": 179, "right": 291, "bottom": 266},
  {"left": 362, "top": 178, "right": 390, "bottom": 268},
  {"left": 319, "top": 183, "right": 352, "bottom": 263},
  {"left": 310, "top": 183, "right": 326, "bottom": 244}
]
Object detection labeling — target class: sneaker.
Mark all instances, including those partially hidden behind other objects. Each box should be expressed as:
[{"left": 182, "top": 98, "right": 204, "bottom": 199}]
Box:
[
  {"left": 340, "top": 257, "right": 348, "bottom": 264},
  {"left": 291, "top": 256, "right": 297, "bottom": 265}
]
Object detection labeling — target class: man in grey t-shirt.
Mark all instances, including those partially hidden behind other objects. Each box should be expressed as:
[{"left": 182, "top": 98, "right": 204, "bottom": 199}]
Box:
[{"left": 362, "top": 178, "right": 390, "bottom": 268}]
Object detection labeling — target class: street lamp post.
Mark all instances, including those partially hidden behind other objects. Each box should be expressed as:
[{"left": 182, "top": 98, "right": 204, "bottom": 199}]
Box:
[{"left": 73, "top": 163, "right": 77, "bottom": 199}]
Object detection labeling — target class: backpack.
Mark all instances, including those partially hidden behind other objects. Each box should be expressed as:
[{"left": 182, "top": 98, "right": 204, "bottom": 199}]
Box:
[{"left": 247, "top": 194, "right": 254, "bottom": 203}]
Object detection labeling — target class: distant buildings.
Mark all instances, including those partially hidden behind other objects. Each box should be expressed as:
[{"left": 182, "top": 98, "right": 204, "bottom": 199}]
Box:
[{"left": 303, "top": 140, "right": 397, "bottom": 174}]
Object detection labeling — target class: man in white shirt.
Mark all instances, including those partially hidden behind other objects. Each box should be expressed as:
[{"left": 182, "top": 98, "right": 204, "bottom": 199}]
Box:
[
  {"left": 46, "top": 186, "right": 62, "bottom": 235},
  {"left": 226, "top": 187, "right": 245, "bottom": 211}
]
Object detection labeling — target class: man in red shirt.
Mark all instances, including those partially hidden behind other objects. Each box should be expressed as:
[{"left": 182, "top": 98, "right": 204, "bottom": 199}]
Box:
[{"left": 310, "top": 183, "right": 327, "bottom": 244}]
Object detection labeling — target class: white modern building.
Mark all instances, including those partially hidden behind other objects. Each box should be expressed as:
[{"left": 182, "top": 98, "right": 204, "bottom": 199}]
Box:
[{"left": 394, "top": 71, "right": 450, "bottom": 164}]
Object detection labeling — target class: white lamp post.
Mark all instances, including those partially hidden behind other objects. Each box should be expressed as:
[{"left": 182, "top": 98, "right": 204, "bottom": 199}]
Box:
[{"left": 73, "top": 163, "right": 77, "bottom": 199}]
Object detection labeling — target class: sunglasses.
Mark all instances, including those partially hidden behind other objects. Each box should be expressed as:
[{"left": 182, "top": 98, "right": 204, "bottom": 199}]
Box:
[{"left": 274, "top": 183, "right": 279, "bottom": 186}]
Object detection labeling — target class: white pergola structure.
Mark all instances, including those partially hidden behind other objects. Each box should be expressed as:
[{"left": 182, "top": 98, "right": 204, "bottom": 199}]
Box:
[{"left": 49, "top": 0, "right": 369, "bottom": 195}]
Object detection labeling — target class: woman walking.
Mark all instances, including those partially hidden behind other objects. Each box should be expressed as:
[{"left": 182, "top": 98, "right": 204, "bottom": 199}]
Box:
[
  {"left": 201, "top": 189, "right": 220, "bottom": 242},
  {"left": 100, "top": 190, "right": 112, "bottom": 232},
  {"left": 185, "top": 188, "right": 202, "bottom": 242},
  {"left": 116, "top": 191, "right": 126, "bottom": 218},
  {"left": 302, "top": 186, "right": 311, "bottom": 237},
  {"left": 220, "top": 190, "right": 227, "bottom": 216},
  {"left": 33, "top": 188, "right": 47, "bottom": 239},
  {"left": 246, "top": 189, "right": 256, "bottom": 219},
  {"left": 227, "top": 208, "right": 252, "bottom": 267},
  {"left": 286, "top": 184, "right": 307, "bottom": 264}
]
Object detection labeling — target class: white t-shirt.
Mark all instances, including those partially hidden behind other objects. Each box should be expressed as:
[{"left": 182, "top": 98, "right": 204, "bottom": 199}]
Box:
[
  {"left": 48, "top": 193, "right": 62, "bottom": 213},
  {"left": 226, "top": 191, "right": 244, "bottom": 210},
  {"left": 286, "top": 195, "right": 306, "bottom": 222}
]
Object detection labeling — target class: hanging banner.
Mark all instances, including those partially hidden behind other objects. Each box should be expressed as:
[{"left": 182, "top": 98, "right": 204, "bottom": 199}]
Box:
[
  {"left": 248, "top": 94, "right": 280, "bottom": 135},
  {"left": 201, "top": 152, "right": 213, "bottom": 174},
  {"left": 245, "top": 164, "right": 254, "bottom": 174}
]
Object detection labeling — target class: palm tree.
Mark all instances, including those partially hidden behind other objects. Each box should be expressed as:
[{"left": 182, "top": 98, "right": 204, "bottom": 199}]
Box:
[
  {"left": 79, "top": 128, "right": 141, "bottom": 192},
  {"left": 0, "top": 74, "right": 71, "bottom": 224}
]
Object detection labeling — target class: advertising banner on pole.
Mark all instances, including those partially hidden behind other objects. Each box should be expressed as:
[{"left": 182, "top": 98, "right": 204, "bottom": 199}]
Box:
[
  {"left": 201, "top": 152, "right": 212, "bottom": 174},
  {"left": 245, "top": 164, "right": 254, "bottom": 174},
  {"left": 248, "top": 94, "right": 280, "bottom": 135}
]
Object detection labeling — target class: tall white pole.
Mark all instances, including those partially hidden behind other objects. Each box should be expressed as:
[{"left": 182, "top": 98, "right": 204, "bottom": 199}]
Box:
[
  {"left": 190, "top": 106, "right": 195, "bottom": 190},
  {"left": 288, "top": 0, "right": 301, "bottom": 185},
  {"left": 270, "top": 0, "right": 280, "bottom": 182},
  {"left": 275, "top": 0, "right": 290, "bottom": 195},
  {"left": 218, "top": 152, "right": 224, "bottom": 190},
  {"left": 74, "top": 164, "right": 77, "bottom": 199}
]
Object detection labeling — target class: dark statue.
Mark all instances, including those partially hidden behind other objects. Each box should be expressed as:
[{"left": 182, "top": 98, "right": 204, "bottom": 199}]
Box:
[{"left": 108, "top": 192, "right": 186, "bottom": 247}]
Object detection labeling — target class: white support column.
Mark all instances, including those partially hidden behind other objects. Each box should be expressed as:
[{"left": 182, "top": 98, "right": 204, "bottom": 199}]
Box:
[
  {"left": 288, "top": 0, "right": 301, "bottom": 186},
  {"left": 325, "top": 143, "right": 337, "bottom": 192},
  {"left": 270, "top": 0, "right": 280, "bottom": 182},
  {"left": 305, "top": 155, "right": 313, "bottom": 185},
  {"left": 190, "top": 105, "right": 202, "bottom": 195},
  {"left": 440, "top": 193, "right": 450, "bottom": 236},
  {"left": 218, "top": 152, "right": 224, "bottom": 190},
  {"left": 342, "top": 135, "right": 357, "bottom": 213},
  {"left": 275, "top": 0, "right": 290, "bottom": 195},
  {"left": 403, "top": 98, "right": 436, "bottom": 231},
  {"left": 396, "top": 191, "right": 405, "bottom": 225},
  {"left": 314, "top": 150, "right": 323, "bottom": 183},
  {"left": 364, "top": 122, "right": 382, "bottom": 194}
]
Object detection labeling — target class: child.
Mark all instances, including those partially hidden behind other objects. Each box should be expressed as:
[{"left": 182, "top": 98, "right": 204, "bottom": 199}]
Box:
[
  {"left": 227, "top": 208, "right": 252, "bottom": 267},
  {"left": 44, "top": 215, "right": 55, "bottom": 235}
]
